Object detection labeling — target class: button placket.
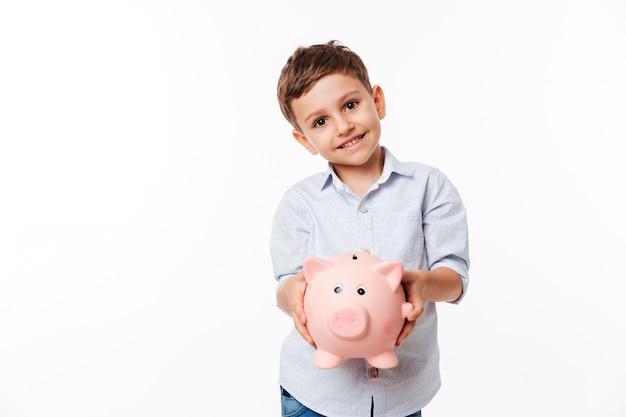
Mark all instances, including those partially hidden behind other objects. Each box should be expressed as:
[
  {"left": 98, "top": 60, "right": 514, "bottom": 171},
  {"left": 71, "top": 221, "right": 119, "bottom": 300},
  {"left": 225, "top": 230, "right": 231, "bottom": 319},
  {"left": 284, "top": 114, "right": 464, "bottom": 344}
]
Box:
[{"left": 356, "top": 201, "right": 373, "bottom": 256}]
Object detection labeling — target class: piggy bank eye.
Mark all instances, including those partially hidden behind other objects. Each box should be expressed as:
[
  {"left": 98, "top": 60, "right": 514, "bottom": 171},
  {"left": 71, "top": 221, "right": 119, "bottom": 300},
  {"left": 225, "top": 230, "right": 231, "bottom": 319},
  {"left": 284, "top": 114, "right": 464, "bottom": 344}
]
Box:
[
  {"left": 357, "top": 285, "right": 366, "bottom": 295},
  {"left": 334, "top": 284, "right": 343, "bottom": 294}
]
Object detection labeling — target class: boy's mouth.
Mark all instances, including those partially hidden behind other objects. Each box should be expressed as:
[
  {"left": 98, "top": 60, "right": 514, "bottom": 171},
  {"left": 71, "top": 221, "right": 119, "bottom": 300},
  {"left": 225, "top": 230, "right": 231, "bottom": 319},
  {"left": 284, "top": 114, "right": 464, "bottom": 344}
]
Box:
[{"left": 338, "top": 134, "right": 365, "bottom": 149}]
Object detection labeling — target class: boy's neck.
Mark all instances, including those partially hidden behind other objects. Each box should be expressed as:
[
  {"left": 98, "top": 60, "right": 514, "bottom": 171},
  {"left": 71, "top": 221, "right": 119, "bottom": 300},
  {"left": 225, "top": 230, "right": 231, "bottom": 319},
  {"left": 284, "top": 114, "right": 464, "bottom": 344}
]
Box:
[{"left": 332, "top": 147, "right": 385, "bottom": 198}]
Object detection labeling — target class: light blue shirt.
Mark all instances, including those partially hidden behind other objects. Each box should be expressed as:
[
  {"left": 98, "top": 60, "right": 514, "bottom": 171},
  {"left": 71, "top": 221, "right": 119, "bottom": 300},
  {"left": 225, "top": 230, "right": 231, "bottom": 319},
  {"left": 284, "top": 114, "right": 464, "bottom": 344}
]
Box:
[{"left": 270, "top": 148, "right": 469, "bottom": 417}]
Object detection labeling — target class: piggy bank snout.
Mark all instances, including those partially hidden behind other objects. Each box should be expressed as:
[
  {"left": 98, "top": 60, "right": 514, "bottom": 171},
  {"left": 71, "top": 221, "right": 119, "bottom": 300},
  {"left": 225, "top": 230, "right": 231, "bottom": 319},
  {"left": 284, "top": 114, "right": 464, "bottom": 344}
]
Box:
[{"left": 327, "top": 305, "right": 370, "bottom": 340}]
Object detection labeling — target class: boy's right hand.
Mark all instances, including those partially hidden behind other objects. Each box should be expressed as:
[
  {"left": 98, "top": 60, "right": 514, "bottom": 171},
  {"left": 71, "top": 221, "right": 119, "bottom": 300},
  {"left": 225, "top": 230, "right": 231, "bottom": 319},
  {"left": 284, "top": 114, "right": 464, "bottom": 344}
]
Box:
[{"left": 279, "top": 272, "right": 316, "bottom": 348}]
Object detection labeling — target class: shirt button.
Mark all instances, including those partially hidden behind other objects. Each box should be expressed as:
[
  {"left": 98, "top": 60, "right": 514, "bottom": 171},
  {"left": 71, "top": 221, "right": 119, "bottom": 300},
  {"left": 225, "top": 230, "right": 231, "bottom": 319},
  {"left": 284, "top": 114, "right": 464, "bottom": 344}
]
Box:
[
  {"left": 362, "top": 248, "right": 371, "bottom": 254},
  {"left": 360, "top": 205, "right": 368, "bottom": 213}
]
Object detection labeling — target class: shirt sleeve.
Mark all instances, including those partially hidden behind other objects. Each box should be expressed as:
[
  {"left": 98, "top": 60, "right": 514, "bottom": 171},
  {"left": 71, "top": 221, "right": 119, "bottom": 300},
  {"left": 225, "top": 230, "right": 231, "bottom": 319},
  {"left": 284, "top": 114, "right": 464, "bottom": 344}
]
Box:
[
  {"left": 422, "top": 169, "right": 470, "bottom": 303},
  {"left": 270, "top": 188, "right": 311, "bottom": 289}
]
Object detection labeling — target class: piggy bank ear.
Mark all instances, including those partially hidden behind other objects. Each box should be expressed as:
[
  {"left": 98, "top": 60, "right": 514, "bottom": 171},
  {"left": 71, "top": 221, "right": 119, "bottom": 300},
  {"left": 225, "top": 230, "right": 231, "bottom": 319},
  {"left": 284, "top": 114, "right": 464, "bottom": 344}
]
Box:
[
  {"left": 302, "top": 257, "right": 333, "bottom": 285},
  {"left": 372, "top": 260, "right": 404, "bottom": 290}
]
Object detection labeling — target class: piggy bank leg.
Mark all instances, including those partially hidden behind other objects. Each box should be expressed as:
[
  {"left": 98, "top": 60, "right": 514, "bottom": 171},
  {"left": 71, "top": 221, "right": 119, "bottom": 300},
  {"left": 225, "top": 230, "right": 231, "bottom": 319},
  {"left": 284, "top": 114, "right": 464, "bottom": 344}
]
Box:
[
  {"left": 314, "top": 349, "right": 345, "bottom": 369},
  {"left": 366, "top": 350, "right": 398, "bottom": 369}
]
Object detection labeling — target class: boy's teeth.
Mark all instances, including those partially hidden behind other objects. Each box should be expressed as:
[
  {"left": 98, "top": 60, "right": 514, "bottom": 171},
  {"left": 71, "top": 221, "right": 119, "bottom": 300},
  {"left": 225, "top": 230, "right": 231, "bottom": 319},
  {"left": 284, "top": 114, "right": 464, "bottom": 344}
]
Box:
[{"left": 342, "top": 136, "right": 362, "bottom": 148}]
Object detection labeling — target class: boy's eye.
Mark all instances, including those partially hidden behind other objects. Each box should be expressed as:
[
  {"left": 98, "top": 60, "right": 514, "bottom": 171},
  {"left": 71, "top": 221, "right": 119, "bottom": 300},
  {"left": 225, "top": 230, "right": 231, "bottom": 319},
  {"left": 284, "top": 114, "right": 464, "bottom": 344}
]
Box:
[
  {"left": 345, "top": 101, "right": 358, "bottom": 110},
  {"left": 313, "top": 118, "right": 326, "bottom": 127}
]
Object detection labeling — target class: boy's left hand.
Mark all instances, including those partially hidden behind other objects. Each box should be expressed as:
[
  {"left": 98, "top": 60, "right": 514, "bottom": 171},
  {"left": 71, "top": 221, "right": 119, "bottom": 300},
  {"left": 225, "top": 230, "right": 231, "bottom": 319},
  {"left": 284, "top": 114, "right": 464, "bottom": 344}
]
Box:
[
  {"left": 395, "top": 266, "right": 464, "bottom": 346},
  {"left": 396, "top": 269, "right": 425, "bottom": 346}
]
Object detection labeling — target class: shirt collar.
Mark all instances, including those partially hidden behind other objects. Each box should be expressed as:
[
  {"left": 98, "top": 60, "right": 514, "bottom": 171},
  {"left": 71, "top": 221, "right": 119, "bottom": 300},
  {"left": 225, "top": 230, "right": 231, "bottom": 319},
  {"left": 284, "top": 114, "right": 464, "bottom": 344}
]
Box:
[{"left": 319, "top": 147, "right": 412, "bottom": 191}]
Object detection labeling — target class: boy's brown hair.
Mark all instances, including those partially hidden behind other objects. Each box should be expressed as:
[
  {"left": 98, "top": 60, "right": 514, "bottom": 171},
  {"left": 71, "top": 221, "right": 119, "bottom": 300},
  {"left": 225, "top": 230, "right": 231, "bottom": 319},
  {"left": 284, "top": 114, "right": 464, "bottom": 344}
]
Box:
[{"left": 277, "top": 40, "right": 372, "bottom": 132}]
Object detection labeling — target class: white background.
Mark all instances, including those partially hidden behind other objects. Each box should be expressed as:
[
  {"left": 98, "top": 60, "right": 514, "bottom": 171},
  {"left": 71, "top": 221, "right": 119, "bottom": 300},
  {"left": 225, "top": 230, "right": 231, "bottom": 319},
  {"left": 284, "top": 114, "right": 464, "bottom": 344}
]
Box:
[{"left": 1, "top": 0, "right": 625, "bottom": 416}]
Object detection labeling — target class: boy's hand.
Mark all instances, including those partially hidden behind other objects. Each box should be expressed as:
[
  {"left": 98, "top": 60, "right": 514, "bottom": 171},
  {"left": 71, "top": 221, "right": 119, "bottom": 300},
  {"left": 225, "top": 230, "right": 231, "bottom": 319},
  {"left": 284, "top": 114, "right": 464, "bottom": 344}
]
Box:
[
  {"left": 279, "top": 272, "right": 316, "bottom": 348},
  {"left": 395, "top": 267, "right": 463, "bottom": 346},
  {"left": 396, "top": 269, "right": 425, "bottom": 346}
]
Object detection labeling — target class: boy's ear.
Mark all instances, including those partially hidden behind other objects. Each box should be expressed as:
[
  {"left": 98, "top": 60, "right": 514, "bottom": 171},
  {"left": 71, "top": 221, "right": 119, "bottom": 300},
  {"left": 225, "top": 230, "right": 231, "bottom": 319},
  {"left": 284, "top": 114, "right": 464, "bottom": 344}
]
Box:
[
  {"left": 292, "top": 129, "right": 319, "bottom": 155},
  {"left": 372, "top": 85, "right": 386, "bottom": 120}
]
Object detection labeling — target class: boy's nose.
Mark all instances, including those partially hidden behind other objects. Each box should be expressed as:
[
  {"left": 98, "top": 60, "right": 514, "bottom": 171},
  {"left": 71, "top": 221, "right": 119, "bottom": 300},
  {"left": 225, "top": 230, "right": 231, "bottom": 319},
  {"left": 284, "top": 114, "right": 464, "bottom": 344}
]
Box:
[{"left": 335, "top": 117, "right": 354, "bottom": 136}]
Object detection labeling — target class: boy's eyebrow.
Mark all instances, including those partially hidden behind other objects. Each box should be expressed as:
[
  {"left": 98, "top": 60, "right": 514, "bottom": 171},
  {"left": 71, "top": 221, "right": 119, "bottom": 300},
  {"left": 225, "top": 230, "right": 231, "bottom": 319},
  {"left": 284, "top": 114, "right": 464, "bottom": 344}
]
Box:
[{"left": 302, "top": 90, "right": 361, "bottom": 125}]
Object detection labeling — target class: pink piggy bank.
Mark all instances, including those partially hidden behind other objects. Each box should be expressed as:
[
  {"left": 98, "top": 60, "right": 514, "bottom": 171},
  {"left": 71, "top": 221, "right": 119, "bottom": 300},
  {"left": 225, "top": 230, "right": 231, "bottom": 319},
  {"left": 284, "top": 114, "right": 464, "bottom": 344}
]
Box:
[{"left": 303, "top": 252, "right": 413, "bottom": 369}]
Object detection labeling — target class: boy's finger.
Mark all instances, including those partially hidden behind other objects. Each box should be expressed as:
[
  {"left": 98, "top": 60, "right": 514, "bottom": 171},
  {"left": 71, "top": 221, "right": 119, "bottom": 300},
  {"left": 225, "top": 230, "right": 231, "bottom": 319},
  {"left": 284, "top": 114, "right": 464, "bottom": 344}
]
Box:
[
  {"left": 295, "top": 320, "right": 316, "bottom": 348},
  {"left": 396, "top": 320, "right": 416, "bottom": 346},
  {"left": 408, "top": 303, "right": 424, "bottom": 321}
]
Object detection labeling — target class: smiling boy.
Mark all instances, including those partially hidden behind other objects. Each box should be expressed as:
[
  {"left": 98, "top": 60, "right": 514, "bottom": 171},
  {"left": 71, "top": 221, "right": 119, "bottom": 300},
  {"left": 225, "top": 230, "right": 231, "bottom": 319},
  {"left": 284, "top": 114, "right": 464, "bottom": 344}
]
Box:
[
  {"left": 271, "top": 41, "right": 470, "bottom": 417},
  {"left": 290, "top": 72, "right": 385, "bottom": 198}
]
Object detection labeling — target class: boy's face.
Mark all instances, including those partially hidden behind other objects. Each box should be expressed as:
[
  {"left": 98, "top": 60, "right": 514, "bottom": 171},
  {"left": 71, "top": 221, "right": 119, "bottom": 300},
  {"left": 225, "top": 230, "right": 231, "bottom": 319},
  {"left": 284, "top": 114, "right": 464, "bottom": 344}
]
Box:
[{"left": 290, "top": 73, "right": 386, "bottom": 170}]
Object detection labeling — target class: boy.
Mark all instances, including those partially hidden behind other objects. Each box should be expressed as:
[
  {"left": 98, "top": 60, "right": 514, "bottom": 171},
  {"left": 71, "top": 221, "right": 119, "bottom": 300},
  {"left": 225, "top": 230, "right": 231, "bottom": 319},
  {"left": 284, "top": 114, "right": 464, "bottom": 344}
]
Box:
[{"left": 270, "top": 41, "right": 469, "bottom": 417}]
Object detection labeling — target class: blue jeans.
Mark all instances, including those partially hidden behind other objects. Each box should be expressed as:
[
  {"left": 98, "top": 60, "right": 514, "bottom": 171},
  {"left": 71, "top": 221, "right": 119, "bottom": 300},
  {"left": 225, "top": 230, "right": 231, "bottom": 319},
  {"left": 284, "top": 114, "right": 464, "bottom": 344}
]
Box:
[{"left": 280, "top": 387, "right": 422, "bottom": 417}]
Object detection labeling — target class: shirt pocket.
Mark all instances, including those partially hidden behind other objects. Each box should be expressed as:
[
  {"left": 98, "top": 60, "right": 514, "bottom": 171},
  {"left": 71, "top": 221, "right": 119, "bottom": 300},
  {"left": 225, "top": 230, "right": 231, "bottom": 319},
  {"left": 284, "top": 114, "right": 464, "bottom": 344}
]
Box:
[{"left": 379, "top": 211, "right": 424, "bottom": 267}]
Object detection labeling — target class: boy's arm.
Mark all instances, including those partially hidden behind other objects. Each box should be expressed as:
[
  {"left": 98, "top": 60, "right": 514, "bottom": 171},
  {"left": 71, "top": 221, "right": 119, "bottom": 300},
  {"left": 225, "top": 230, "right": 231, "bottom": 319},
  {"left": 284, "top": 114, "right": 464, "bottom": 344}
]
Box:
[
  {"left": 276, "top": 272, "right": 316, "bottom": 347},
  {"left": 393, "top": 168, "right": 470, "bottom": 345},
  {"left": 395, "top": 266, "right": 463, "bottom": 346},
  {"left": 271, "top": 188, "right": 316, "bottom": 346}
]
